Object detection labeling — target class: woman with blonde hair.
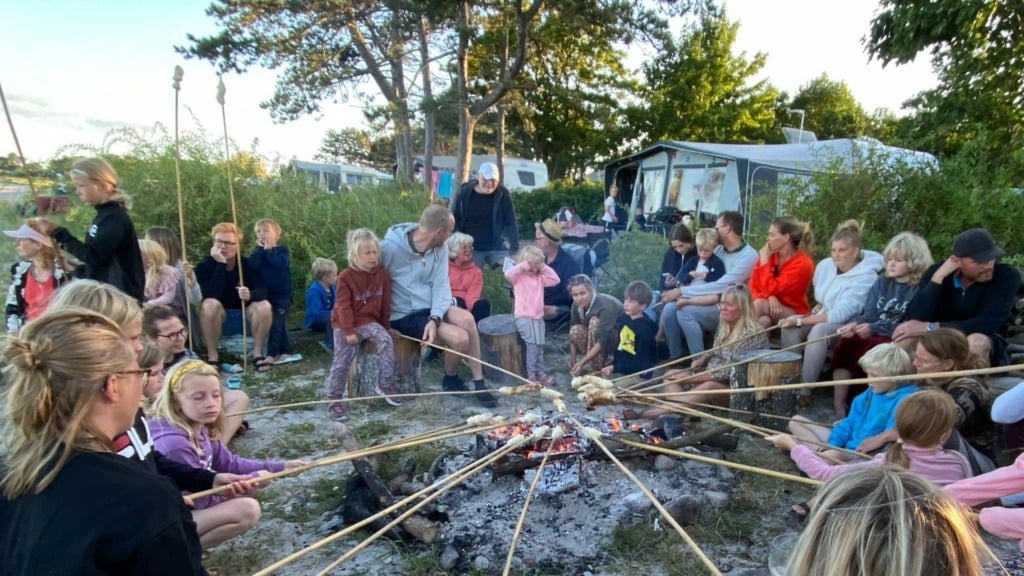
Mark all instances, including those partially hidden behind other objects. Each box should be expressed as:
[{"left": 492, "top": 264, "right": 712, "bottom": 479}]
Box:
[
  {"left": 0, "top": 308, "right": 205, "bottom": 574},
  {"left": 139, "top": 238, "right": 184, "bottom": 316},
  {"left": 634, "top": 284, "right": 768, "bottom": 418},
  {"left": 4, "top": 219, "right": 72, "bottom": 334},
  {"left": 830, "top": 231, "right": 933, "bottom": 416},
  {"left": 781, "top": 220, "right": 884, "bottom": 406},
  {"left": 35, "top": 157, "right": 145, "bottom": 301},
  {"left": 787, "top": 465, "right": 989, "bottom": 576}
]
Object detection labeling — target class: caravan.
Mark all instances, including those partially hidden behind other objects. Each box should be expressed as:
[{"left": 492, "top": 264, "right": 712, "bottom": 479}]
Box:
[
  {"left": 604, "top": 138, "right": 937, "bottom": 227},
  {"left": 416, "top": 154, "right": 549, "bottom": 199},
  {"left": 291, "top": 160, "right": 393, "bottom": 192}
]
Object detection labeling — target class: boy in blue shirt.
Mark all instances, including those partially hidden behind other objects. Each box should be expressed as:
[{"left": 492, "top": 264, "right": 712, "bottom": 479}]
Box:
[
  {"left": 304, "top": 257, "right": 338, "bottom": 352},
  {"left": 787, "top": 343, "right": 918, "bottom": 462}
]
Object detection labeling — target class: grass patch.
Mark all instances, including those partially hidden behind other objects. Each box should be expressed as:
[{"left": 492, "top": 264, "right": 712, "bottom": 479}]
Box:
[
  {"left": 399, "top": 547, "right": 445, "bottom": 576},
  {"left": 261, "top": 475, "right": 345, "bottom": 523},
  {"left": 250, "top": 421, "right": 342, "bottom": 459},
  {"left": 606, "top": 523, "right": 709, "bottom": 575},
  {"left": 259, "top": 377, "right": 320, "bottom": 407},
  {"left": 351, "top": 419, "right": 397, "bottom": 444}
]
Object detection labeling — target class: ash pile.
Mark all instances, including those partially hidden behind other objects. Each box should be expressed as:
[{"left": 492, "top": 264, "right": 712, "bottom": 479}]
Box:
[{"left": 430, "top": 410, "right": 741, "bottom": 573}]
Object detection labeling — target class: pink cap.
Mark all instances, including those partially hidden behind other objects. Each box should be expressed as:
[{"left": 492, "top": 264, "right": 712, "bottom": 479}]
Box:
[{"left": 3, "top": 224, "right": 52, "bottom": 247}]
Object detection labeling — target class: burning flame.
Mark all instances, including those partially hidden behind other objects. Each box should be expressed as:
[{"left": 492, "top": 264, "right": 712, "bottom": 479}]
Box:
[{"left": 607, "top": 415, "right": 622, "bottom": 432}]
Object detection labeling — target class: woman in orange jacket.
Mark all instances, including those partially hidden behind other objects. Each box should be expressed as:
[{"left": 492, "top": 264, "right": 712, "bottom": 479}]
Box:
[{"left": 749, "top": 216, "right": 814, "bottom": 328}]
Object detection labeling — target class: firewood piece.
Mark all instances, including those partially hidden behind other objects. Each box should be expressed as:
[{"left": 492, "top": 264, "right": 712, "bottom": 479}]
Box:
[
  {"left": 336, "top": 424, "right": 438, "bottom": 543},
  {"left": 730, "top": 349, "right": 800, "bottom": 431},
  {"left": 387, "top": 458, "right": 417, "bottom": 494},
  {"left": 478, "top": 314, "right": 527, "bottom": 384}
]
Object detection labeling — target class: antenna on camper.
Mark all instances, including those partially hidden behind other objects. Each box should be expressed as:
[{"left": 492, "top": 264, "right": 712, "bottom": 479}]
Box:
[{"left": 784, "top": 109, "right": 817, "bottom": 143}]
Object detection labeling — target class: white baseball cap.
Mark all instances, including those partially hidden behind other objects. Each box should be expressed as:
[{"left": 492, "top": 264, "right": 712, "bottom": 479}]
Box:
[{"left": 478, "top": 162, "right": 500, "bottom": 181}]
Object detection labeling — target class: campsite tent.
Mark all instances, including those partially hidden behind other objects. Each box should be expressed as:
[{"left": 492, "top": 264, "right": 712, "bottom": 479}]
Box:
[{"left": 603, "top": 138, "right": 937, "bottom": 226}]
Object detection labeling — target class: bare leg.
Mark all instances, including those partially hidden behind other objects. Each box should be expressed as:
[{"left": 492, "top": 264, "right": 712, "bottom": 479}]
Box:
[
  {"left": 246, "top": 300, "right": 272, "bottom": 359},
  {"left": 445, "top": 306, "right": 484, "bottom": 380},
  {"left": 192, "top": 497, "right": 261, "bottom": 549},
  {"left": 832, "top": 368, "right": 852, "bottom": 418},
  {"left": 221, "top": 388, "right": 250, "bottom": 444},
  {"left": 199, "top": 299, "right": 225, "bottom": 362}
]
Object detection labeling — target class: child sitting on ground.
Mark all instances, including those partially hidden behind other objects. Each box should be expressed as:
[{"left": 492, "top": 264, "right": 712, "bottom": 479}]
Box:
[
  {"left": 304, "top": 257, "right": 338, "bottom": 352},
  {"left": 769, "top": 389, "right": 971, "bottom": 521},
  {"left": 677, "top": 227, "right": 725, "bottom": 286},
  {"left": 249, "top": 218, "right": 296, "bottom": 364},
  {"left": 325, "top": 228, "right": 401, "bottom": 420},
  {"left": 788, "top": 343, "right": 919, "bottom": 462},
  {"left": 601, "top": 281, "right": 658, "bottom": 381},
  {"left": 149, "top": 360, "right": 305, "bottom": 549},
  {"left": 138, "top": 239, "right": 183, "bottom": 315},
  {"left": 505, "top": 245, "right": 560, "bottom": 386}
]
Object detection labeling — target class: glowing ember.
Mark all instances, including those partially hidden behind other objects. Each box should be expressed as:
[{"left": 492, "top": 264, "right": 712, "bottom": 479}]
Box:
[{"left": 607, "top": 415, "right": 622, "bottom": 432}]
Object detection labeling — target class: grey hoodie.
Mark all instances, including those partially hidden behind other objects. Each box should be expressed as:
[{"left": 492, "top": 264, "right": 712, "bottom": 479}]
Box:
[{"left": 381, "top": 222, "right": 452, "bottom": 321}]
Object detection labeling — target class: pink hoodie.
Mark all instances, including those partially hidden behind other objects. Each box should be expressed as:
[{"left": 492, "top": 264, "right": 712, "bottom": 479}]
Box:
[
  {"left": 505, "top": 262, "right": 560, "bottom": 320},
  {"left": 946, "top": 451, "right": 1024, "bottom": 550}
]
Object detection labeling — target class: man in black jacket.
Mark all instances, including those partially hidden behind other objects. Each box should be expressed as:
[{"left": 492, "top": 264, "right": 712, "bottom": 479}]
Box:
[
  {"left": 895, "top": 228, "right": 1021, "bottom": 364},
  {"left": 451, "top": 161, "right": 519, "bottom": 268}
]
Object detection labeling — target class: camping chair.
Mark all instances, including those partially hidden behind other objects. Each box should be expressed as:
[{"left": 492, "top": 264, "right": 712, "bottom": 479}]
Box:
[{"left": 584, "top": 231, "right": 615, "bottom": 289}]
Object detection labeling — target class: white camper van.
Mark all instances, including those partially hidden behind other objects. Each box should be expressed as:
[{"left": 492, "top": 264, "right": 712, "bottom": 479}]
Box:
[
  {"left": 291, "top": 160, "right": 393, "bottom": 192},
  {"left": 416, "top": 154, "right": 549, "bottom": 198}
]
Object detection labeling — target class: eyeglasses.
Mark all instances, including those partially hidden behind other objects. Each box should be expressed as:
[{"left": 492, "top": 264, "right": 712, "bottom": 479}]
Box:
[
  {"left": 156, "top": 328, "right": 188, "bottom": 340},
  {"left": 117, "top": 369, "right": 150, "bottom": 389},
  {"left": 714, "top": 224, "right": 729, "bottom": 231}
]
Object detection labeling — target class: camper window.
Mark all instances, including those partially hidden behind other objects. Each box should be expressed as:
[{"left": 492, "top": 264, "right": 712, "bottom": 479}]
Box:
[{"left": 517, "top": 170, "right": 536, "bottom": 187}]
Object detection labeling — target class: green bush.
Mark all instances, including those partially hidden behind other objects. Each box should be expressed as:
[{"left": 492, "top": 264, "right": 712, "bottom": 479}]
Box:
[
  {"left": 599, "top": 230, "right": 669, "bottom": 299},
  {"left": 511, "top": 180, "right": 604, "bottom": 238}
]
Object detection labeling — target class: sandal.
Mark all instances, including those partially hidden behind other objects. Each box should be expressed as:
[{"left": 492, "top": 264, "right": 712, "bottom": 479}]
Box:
[
  {"left": 789, "top": 501, "right": 811, "bottom": 524},
  {"left": 253, "top": 356, "right": 273, "bottom": 373}
]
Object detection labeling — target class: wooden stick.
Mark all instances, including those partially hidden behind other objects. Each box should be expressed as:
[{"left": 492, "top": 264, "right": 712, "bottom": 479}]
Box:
[
  {"left": 216, "top": 77, "right": 247, "bottom": 373},
  {"left": 672, "top": 399, "right": 833, "bottom": 429},
  {"left": 562, "top": 412, "right": 723, "bottom": 576},
  {"left": 0, "top": 80, "right": 37, "bottom": 200},
  {"left": 188, "top": 421, "right": 505, "bottom": 500},
  {"left": 397, "top": 332, "right": 526, "bottom": 384},
  {"left": 611, "top": 323, "right": 776, "bottom": 385},
  {"left": 624, "top": 395, "right": 860, "bottom": 462},
  {"left": 254, "top": 436, "right": 525, "bottom": 576},
  {"left": 645, "top": 362, "right": 1024, "bottom": 397},
  {"left": 630, "top": 331, "right": 837, "bottom": 394},
  {"left": 617, "top": 438, "right": 822, "bottom": 487},
  {"left": 170, "top": 65, "right": 194, "bottom": 352},
  {"left": 502, "top": 441, "right": 555, "bottom": 576},
  {"left": 311, "top": 437, "right": 532, "bottom": 576},
  {"left": 226, "top": 386, "right": 515, "bottom": 417}
]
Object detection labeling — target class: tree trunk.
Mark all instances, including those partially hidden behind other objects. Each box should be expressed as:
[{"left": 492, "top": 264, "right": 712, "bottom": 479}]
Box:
[{"left": 418, "top": 13, "right": 436, "bottom": 200}]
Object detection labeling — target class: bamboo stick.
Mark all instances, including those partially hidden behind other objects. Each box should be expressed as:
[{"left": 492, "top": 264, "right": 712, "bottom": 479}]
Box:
[
  {"left": 397, "top": 332, "right": 527, "bottom": 384},
  {"left": 226, "top": 386, "right": 516, "bottom": 417},
  {"left": 624, "top": 394, "right": 859, "bottom": 463},
  {"left": 503, "top": 440, "right": 555, "bottom": 576},
  {"left": 253, "top": 435, "right": 528, "bottom": 576},
  {"left": 647, "top": 362, "right": 1024, "bottom": 397},
  {"left": 0, "top": 80, "right": 37, "bottom": 200},
  {"left": 617, "top": 439, "right": 822, "bottom": 487},
  {"left": 311, "top": 436, "right": 535, "bottom": 576},
  {"left": 170, "top": 65, "right": 194, "bottom": 351},
  {"left": 190, "top": 421, "right": 506, "bottom": 500},
  {"left": 611, "top": 323, "right": 776, "bottom": 385},
  {"left": 562, "top": 412, "right": 723, "bottom": 576},
  {"left": 630, "top": 331, "right": 837, "bottom": 394},
  {"left": 681, "top": 399, "right": 834, "bottom": 429}
]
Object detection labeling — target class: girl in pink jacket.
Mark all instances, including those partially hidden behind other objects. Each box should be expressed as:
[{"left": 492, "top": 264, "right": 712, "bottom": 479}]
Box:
[
  {"left": 505, "top": 245, "right": 560, "bottom": 385},
  {"left": 769, "top": 389, "right": 972, "bottom": 520},
  {"left": 946, "top": 450, "right": 1024, "bottom": 551}
]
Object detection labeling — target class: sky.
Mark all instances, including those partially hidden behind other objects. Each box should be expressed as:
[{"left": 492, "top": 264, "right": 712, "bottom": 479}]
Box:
[{"left": 1, "top": 0, "right": 937, "bottom": 164}]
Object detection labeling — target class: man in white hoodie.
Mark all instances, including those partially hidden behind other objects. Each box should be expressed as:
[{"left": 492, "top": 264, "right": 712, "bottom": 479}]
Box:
[
  {"left": 381, "top": 205, "right": 496, "bottom": 407},
  {"left": 779, "top": 221, "right": 883, "bottom": 402}
]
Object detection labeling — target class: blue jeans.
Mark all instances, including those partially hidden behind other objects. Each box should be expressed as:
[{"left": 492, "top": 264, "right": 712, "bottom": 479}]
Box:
[
  {"left": 660, "top": 301, "right": 720, "bottom": 358},
  {"left": 266, "top": 299, "right": 291, "bottom": 357}
]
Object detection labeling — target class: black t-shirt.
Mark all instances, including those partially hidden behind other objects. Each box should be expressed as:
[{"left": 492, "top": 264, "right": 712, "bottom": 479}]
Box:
[
  {"left": 461, "top": 191, "right": 497, "bottom": 251},
  {"left": 612, "top": 313, "right": 659, "bottom": 376},
  {"left": 0, "top": 451, "right": 206, "bottom": 575}
]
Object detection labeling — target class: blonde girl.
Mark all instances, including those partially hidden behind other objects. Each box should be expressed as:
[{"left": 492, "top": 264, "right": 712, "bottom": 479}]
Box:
[
  {"left": 788, "top": 466, "right": 988, "bottom": 576},
  {"left": 0, "top": 308, "right": 205, "bottom": 574},
  {"left": 505, "top": 244, "right": 560, "bottom": 385},
  {"left": 324, "top": 228, "right": 401, "bottom": 420},
  {"left": 139, "top": 238, "right": 184, "bottom": 315},
  {"left": 35, "top": 157, "right": 145, "bottom": 301},
  {"left": 148, "top": 360, "right": 304, "bottom": 548}
]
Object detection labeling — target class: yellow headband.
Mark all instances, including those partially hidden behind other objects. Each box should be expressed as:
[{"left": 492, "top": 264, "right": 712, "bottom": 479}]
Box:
[{"left": 167, "top": 359, "right": 214, "bottom": 393}]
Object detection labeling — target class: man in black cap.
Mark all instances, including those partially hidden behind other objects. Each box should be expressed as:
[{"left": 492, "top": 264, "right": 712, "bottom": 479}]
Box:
[{"left": 895, "top": 228, "right": 1021, "bottom": 364}]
